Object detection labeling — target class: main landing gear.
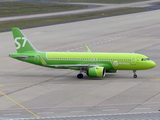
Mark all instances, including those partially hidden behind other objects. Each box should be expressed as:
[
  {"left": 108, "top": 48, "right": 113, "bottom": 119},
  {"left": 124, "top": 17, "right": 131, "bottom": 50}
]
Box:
[
  {"left": 77, "top": 68, "right": 86, "bottom": 79},
  {"left": 133, "top": 70, "right": 137, "bottom": 78},
  {"left": 77, "top": 73, "right": 83, "bottom": 79}
]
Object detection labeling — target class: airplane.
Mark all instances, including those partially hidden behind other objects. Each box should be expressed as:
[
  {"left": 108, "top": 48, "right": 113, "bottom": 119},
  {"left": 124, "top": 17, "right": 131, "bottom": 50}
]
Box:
[{"left": 9, "top": 28, "right": 156, "bottom": 79}]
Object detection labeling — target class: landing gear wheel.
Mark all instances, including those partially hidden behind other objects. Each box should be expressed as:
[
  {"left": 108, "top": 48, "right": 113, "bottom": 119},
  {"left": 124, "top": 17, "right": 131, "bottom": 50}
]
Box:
[
  {"left": 133, "top": 70, "right": 137, "bottom": 78},
  {"left": 133, "top": 75, "right": 137, "bottom": 78},
  {"left": 77, "top": 74, "right": 83, "bottom": 79}
]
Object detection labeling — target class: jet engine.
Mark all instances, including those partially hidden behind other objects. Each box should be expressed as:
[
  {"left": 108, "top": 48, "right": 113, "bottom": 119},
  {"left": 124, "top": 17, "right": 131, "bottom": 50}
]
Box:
[{"left": 87, "top": 67, "right": 105, "bottom": 77}]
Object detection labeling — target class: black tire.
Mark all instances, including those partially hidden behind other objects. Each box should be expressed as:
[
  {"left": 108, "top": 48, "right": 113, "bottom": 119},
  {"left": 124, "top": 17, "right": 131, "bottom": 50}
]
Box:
[
  {"left": 77, "top": 74, "right": 83, "bottom": 79},
  {"left": 133, "top": 75, "right": 137, "bottom": 78}
]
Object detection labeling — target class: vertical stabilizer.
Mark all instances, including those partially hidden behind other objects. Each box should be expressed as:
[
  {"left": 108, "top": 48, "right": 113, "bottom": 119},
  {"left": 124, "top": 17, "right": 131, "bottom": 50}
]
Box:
[{"left": 12, "top": 28, "right": 37, "bottom": 53}]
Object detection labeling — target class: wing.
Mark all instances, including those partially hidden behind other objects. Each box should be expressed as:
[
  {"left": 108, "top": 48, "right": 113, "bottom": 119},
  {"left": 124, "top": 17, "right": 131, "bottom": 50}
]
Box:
[
  {"left": 54, "top": 64, "right": 99, "bottom": 67},
  {"left": 38, "top": 55, "right": 99, "bottom": 68}
]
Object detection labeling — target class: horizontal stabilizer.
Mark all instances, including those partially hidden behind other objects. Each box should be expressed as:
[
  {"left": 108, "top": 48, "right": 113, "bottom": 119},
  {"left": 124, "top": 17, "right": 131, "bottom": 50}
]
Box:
[{"left": 9, "top": 55, "right": 28, "bottom": 60}]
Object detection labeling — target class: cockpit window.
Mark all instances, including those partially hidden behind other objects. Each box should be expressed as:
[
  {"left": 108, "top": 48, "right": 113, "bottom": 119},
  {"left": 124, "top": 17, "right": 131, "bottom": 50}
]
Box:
[{"left": 142, "top": 58, "right": 150, "bottom": 61}]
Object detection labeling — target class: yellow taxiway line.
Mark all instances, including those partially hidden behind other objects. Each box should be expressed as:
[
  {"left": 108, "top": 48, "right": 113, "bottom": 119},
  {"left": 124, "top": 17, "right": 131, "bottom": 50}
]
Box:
[
  {"left": 0, "top": 84, "right": 5, "bottom": 87},
  {"left": 0, "top": 91, "right": 40, "bottom": 118}
]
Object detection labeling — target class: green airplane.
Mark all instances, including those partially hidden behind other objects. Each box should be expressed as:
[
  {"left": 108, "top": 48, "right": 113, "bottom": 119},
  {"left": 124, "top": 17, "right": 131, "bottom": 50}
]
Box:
[{"left": 9, "top": 28, "right": 156, "bottom": 79}]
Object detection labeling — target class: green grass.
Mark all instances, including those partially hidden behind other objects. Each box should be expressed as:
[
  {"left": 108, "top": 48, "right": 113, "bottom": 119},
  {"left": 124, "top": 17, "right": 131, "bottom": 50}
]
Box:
[
  {"left": 0, "top": 8, "right": 147, "bottom": 32},
  {"left": 0, "top": 1, "right": 87, "bottom": 17},
  {"left": 157, "top": 3, "right": 160, "bottom": 5},
  {"left": 50, "top": 0, "right": 147, "bottom": 3}
]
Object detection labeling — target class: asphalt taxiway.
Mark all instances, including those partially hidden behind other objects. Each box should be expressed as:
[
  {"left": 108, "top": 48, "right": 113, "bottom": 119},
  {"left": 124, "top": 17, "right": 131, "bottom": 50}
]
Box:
[
  {"left": 0, "top": 0, "right": 160, "bottom": 22},
  {"left": 0, "top": 9, "right": 160, "bottom": 119}
]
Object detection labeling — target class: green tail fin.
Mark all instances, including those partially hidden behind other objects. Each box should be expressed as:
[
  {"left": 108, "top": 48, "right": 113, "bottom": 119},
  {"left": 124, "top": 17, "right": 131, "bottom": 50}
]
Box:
[{"left": 12, "top": 28, "right": 37, "bottom": 53}]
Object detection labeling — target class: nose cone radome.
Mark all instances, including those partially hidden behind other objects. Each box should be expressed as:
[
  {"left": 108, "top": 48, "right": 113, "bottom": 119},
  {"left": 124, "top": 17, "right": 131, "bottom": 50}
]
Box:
[{"left": 149, "top": 61, "right": 156, "bottom": 69}]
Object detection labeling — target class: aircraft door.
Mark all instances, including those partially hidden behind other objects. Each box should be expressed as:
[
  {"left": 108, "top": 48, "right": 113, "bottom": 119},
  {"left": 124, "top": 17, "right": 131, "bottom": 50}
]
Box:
[
  {"left": 131, "top": 55, "right": 136, "bottom": 65},
  {"left": 91, "top": 58, "right": 96, "bottom": 64}
]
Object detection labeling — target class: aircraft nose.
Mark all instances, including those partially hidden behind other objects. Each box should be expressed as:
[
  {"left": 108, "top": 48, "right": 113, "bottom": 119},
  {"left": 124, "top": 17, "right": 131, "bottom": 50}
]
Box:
[{"left": 150, "top": 61, "right": 156, "bottom": 68}]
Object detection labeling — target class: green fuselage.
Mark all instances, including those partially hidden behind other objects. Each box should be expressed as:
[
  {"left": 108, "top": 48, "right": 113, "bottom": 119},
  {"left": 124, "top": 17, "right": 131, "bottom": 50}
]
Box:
[{"left": 10, "top": 52, "right": 156, "bottom": 72}]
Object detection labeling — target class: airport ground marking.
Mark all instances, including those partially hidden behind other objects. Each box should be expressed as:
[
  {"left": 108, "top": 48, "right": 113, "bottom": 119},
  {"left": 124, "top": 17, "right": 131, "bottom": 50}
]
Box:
[
  {"left": 149, "top": 78, "right": 160, "bottom": 81},
  {"left": 0, "top": 84, "right": 5, "bottom": 87},
  {"left": 1, "top": 78, "right": 150, "bottom": 86},
  {"left": 19, "top": 111, "right": 160, "bottom": 120},
  {"left": 0, "top": 91, "right": 40, "bottom": 118}
]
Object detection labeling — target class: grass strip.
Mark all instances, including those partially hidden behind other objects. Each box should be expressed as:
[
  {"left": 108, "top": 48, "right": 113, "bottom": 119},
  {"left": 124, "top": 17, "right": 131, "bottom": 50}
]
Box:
[
  {"left": 0, "top": 8, "right": 147, "bottom": 32},
  {"left": 0, "top": 1, "right": 87, "bottom": 17},
  {"left": 50, "top": 0, "right": 147, "bottom": 3}
]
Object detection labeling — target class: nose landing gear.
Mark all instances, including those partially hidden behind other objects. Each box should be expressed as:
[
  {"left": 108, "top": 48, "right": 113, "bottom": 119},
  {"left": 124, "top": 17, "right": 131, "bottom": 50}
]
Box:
[{"left": 133, "top": 70, "right": 137, "bottom": 78}]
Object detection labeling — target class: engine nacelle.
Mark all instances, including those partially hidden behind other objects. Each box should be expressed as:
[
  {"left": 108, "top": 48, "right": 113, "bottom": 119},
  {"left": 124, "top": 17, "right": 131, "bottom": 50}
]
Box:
[{"left": 87, "top": 67, "right": 105, "bottom": 77}]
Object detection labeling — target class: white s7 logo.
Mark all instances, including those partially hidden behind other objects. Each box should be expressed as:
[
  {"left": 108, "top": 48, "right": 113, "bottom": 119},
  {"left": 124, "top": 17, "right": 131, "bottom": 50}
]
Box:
[{"left": 15, "top": 37, "right": 27, "bottom": 49}]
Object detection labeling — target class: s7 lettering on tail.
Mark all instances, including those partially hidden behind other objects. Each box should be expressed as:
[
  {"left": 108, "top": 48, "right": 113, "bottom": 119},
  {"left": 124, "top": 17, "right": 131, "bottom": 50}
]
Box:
[{"left": 15, "top": 37, "right": 27, "bottom": 49}]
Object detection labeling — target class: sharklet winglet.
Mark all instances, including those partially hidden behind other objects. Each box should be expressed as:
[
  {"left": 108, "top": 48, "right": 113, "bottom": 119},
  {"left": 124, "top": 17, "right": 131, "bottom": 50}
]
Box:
[{"left": 84, "top": 44, "right": 91, "bottom": 52}]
